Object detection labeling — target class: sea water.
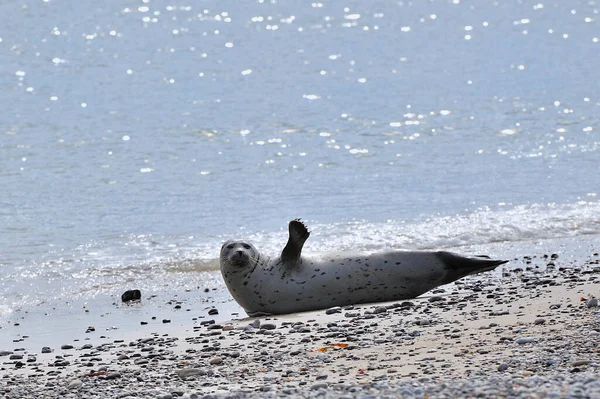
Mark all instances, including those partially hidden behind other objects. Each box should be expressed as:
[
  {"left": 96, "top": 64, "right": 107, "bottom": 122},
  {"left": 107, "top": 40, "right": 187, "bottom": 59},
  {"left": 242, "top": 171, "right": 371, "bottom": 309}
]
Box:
[{"left": 1, "top": 0, "right": 599, "bottom": 346}]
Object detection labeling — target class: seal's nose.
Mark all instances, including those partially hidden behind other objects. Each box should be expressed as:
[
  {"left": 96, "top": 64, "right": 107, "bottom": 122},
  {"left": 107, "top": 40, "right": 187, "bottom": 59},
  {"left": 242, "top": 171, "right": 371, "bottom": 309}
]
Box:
[{"left": 236, "top": 250, "right": 243, "bottom": 256}]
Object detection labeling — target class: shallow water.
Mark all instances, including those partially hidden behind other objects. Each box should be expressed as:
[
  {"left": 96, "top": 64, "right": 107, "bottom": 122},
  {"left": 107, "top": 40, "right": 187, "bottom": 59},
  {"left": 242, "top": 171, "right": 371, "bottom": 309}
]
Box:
[{"left": 1, "top": 0, "right": 599, "bottom": 342}]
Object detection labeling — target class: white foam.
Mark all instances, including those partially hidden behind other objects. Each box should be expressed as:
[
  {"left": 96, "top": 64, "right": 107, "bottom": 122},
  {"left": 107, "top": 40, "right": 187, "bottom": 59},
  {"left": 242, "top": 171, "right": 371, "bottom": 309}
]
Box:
[{"left": 224, "top": 200, "right": 600, "bottom": 257}]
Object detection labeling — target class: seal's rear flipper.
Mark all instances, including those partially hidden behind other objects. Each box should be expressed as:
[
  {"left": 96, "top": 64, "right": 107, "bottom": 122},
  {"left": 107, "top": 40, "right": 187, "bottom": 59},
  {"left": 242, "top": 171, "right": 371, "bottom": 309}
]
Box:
[
  {"left": 281, "top": 219, "right": 310, "bottom": 265},
  {"left": 437, "top": 251, "right": 508, "bottom": 282}
]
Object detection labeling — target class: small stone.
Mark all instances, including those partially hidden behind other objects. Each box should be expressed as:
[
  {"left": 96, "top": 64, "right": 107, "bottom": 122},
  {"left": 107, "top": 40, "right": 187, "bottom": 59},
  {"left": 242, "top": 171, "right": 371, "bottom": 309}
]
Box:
[
  {"left": 9, "top": 354, "right": 23, "bottom": 360},
  {"left": 490, "top": 310, "right": 510, "bottom": 316},
  {"left": 68, "top": 379, "right": 83, "bottom": 390},
  {"left": 587, "top": 298, "right": 598, "bottom": 308},
  {"left": 325, "top": 306, "right": 342, "bottom": 315},
  {"left": 533, "top": 318, "right": 546, "bottom": 325},
  {"left": 498, "top": 363, "right": 509, "bottom": 372},
  {"left": 0, "top": 350, "right": 13, "bottom": 356},
  {"left": 208, "top": 308, "right": 219, "bottom": 315},
  {"left": 572, "top": 360, "right": 591, "bottom": 367},
  {"left": 311, "top": 383, "right": 329, "bottom": 391},
  {"left": 121, "top": 289, "right": 142, "bottom": 303},
  {"left": 209, "top": 356, "right": 223, "bottom": 365},
  {"left": 54, "top": 360, "right": 70, "bottom": 367},
  {"left": 515, "top": 337, "right": 538, "bottom": 344},
  {"left": 105, "top": 372, "right": 121, "bottom": 380},
  {"left": 372, "top": 306, "right": 388, "bottom": 314},
  {"left": 61, "top": 344, "right": 74, "bottom": 350},
  {"left": 260, "top": 323, "right": 276, "bottom": 330},
  {"left": 162, "top": 319, "right": 171, "bottom": 324},
  {"left": 176, "top": 368, "right": 206, "bottom": 378},
  {"left": 344, "top": 312, "right": 360, "bottom": 318}
]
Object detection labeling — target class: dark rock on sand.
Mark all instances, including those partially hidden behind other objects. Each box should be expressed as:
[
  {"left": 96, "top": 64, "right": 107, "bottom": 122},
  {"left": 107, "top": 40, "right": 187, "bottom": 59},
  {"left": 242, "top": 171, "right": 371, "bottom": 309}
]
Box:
[{"left": 122, "top": 289, "right": 142, "bottom": 303}]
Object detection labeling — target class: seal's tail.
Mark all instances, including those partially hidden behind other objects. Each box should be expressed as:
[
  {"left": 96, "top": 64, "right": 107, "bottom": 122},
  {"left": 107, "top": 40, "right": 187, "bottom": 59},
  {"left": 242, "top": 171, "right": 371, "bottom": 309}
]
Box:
[{"left": 437, "top": 251, "right": 508, "bottom": 282}]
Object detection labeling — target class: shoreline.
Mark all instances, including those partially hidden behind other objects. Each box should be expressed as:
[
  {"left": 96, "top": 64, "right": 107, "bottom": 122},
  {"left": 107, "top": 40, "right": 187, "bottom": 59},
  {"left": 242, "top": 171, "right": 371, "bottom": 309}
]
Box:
[{"left": 2, "top": 249, "right": 600, "bottom": 398}]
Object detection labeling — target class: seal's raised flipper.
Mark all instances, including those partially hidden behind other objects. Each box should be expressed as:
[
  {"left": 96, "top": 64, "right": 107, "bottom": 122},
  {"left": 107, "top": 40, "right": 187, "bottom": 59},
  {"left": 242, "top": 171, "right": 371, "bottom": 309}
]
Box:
[
  {"left": 437, "top": 251, "right": 508, "bottom": 283},
  {"left": 280, "top": 219, "right": 310, "bottom": 265}
]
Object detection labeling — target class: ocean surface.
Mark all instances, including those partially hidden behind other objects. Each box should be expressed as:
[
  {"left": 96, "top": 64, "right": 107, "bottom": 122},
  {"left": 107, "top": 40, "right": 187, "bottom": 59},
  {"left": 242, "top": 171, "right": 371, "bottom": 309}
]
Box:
[{"left": 1, "top": 0, "right": 599, "bottom": 346}]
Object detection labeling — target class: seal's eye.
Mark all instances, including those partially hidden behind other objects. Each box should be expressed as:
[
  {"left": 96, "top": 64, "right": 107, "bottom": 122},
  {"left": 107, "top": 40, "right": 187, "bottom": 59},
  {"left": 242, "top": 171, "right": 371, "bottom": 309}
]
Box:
[
  {"left": 227, "top": 244, "right": 235, "bottom": 250},
  {"left": 243, "top": 244, "right": 251, "bottom": 250}
]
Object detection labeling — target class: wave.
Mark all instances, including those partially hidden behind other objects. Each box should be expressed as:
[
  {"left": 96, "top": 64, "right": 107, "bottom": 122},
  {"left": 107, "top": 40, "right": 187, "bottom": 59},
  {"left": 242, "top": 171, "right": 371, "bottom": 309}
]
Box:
[{"left": 165, "top": 200, "right": 600, "bottom": 272}]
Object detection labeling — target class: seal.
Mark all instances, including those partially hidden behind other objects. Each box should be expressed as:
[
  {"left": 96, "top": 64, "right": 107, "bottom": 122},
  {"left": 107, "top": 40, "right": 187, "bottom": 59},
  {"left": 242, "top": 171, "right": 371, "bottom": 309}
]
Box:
[{"left": 220, "top": 219, "right": 508, "bottom": 316}]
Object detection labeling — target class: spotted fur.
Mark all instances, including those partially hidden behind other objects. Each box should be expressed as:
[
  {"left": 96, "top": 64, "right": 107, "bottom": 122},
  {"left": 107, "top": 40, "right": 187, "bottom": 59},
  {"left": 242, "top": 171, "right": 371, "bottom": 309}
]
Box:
[{"left": 220, "top": 220, "right": 508, "bottom": 316}]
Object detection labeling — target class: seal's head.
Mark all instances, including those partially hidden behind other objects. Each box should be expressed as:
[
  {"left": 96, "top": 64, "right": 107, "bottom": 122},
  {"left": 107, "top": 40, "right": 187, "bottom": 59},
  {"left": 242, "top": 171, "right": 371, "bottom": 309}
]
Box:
[{"left": 220, "top": 240, "right": 258, "bottom": 269}]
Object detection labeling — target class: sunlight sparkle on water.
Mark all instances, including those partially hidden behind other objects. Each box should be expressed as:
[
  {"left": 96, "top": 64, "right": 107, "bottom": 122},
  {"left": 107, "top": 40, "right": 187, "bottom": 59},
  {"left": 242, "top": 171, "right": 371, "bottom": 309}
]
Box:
[{"left": 303, "top": 94, "right": 320, "bottom": 100}]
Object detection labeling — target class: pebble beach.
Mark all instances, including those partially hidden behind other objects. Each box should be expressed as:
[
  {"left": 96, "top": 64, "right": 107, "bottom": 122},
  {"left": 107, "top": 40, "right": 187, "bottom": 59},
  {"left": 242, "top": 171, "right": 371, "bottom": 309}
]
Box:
[{"left": 2, "top": 247, "right": 600, "bottom": 398}]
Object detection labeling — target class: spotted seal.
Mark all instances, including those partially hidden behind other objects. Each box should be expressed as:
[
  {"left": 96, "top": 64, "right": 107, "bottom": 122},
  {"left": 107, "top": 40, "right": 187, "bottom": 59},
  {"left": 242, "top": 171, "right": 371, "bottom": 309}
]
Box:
[{"left": 220, "top": 219, "right": 508, "bottom": 316}]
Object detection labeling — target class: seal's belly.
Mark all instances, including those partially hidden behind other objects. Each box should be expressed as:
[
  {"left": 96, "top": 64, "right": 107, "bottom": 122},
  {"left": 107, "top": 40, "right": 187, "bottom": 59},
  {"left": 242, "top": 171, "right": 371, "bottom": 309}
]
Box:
[{"left": 255, "top": 252, "right": 447, "bottom": 314}]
